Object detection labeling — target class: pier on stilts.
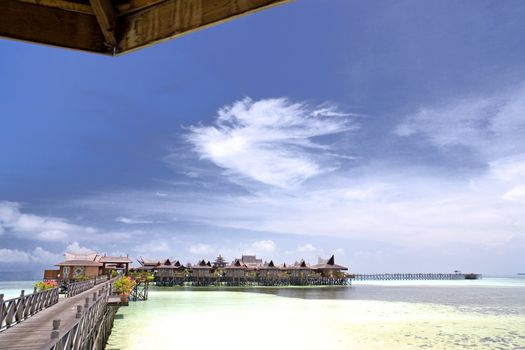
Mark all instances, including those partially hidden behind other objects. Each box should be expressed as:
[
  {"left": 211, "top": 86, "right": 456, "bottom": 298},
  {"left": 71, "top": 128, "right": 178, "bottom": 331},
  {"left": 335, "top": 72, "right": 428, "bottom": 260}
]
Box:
[
  {"left": 349, "top": 272, "right": 482, "bottom": 281},
  {"left": 0, "top": 277, "right": 120, "bottom": 350}
]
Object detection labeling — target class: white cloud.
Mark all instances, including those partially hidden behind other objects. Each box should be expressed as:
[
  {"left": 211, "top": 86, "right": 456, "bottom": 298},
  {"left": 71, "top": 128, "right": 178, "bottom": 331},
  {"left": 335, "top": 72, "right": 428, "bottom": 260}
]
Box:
[
  {"left": 185, "top": 97, "right": 355, "bottom": 188},
  {"left": 0, "top": 248, "right": 30, "bottom": 263},
  {"left": 502, "top": 186, "right": 525, "bottom": 202},
  {"left": 116, "top": 217, "right": 155, "bottom": 224},
  {"left": 0, "top": 247, "right": 61, "bottom": 263},
  {"left": 66, "top": 241, "right": 95, "bottom": 254},
  {"left": 0, "top": 201, "right": 96, "bottom": 241},
  {"left": 188, "top": 243, "right": 215, "bottom": 255},
  {"left": 251, "top": 240, "right": 276, "bottom": 252},
  {"left": 297, "top": 243, "right": 317, "bottom": 252}
]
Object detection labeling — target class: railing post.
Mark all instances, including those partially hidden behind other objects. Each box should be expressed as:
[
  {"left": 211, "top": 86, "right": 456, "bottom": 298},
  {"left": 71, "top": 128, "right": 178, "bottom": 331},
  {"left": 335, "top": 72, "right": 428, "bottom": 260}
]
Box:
[
  {"left": 50, "top": 319, "right": 60, "bottom": 339},
  {"left": 17, "top": 290, "right": 25, "bottom": 321},
  {"left": 0, "top": 294, "right": 4, "bottom": 328},
  {"left": 76, "top": 305, "right": 83, "bottom": 318},
  {"left": 93, "top": 293, "right": 97, "bottom": 302},
  {"left": 84, "top": 298, "right": 89, "bottom": 308}
]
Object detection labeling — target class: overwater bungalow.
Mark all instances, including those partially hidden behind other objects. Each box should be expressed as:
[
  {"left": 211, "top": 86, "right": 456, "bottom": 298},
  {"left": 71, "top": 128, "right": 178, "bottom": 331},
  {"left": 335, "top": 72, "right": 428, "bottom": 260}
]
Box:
[
  {"left": 224, "top": 260, "right": 248, "bottom": 285},
  {"left": 312, "top": 255, "right": 348, "bottom": 277},
  {"left": 240, "top": 255, "right": 263, "bottom": 269},
  {"left": 191, "top": 260, "right": 214, "bottom": 285},
  {"left": 258, "top": 260, "right": 280, "bottom": 285},
  {"left": 155, "top": 259, "right": 186, "bottom": 286},
  {"left": 311, "top": 255, "right": 349, "bottom": 285},
  {"left": 288, "top": 260, "right": 312, "bottom": 285},
  {"left": 44, "top": 252, "right": 101, "bottom": 281},
  {"left": 54, "top": 258, "right": 102, "bottom": 281},
  {"left": 135, "top": 257, "right": 161, "bottom": 271}
]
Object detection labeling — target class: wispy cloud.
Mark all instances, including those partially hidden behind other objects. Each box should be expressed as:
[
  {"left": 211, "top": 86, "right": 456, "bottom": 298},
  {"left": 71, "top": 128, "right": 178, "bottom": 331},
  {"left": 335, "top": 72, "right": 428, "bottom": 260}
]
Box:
[
  {"left": 395, "top": 85, "right": 525, "bottom": 157},
  {"left": 251, "top": 240, "right": 276, "bottom": 253},
  {"left": 188, "top": 243, "right": 215, "bottom": 255},
  {"left": 116, "top": 217, "right": 156, "bottom": 225},
  {"left": 0, "top": 201, "right": 96, "bottom": 241},
  {"left": 184, "top": 97, "right": 356, "bottom": 188}
]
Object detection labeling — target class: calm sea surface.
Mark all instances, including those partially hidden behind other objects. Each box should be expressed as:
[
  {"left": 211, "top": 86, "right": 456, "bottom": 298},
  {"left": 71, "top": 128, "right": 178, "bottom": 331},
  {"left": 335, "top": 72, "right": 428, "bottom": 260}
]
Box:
[{"left": 2, "top": 278, "right": 525, "bottom": 349}]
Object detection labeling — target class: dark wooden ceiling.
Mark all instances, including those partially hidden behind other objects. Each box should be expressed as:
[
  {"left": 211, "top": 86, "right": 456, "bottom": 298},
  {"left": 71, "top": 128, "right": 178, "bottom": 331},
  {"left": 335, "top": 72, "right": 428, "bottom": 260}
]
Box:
[{"left": 0, "top": 0, "right": 291, "bottom": 55}]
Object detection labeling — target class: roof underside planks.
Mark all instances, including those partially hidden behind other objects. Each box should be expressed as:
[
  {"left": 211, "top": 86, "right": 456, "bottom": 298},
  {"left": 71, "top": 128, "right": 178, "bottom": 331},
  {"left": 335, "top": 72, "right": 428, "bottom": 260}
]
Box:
[{"left": 0, "top": 0, "right": 292, "bottom": 55}]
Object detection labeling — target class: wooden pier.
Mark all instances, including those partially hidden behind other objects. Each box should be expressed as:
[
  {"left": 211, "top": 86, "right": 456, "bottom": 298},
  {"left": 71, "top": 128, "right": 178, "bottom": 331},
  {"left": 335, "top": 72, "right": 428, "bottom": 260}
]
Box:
[
  {"left": 349, "top": 273, "right": 482, "bottom": 281},
  {"left": 0, "top": 277, "right": 118, "bottom": 350}
]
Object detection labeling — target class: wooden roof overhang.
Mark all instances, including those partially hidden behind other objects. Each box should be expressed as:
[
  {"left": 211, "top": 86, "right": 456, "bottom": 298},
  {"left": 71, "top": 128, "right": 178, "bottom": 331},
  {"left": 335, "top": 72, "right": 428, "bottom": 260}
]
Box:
[
  {"left": 56, "top": 260, "right": 103, "bottom": 267},
  {"left": 99, "top": 256, "right": 133, "bottom": 263},
  {"left": 258, "top": 260, "right": 279, "bottom": 271},
  {"left": 0, "top": 0, "right": 291, "bottom": 55},
  {"left": 225, "top": 260, "right": 247, "bottom": 270}
]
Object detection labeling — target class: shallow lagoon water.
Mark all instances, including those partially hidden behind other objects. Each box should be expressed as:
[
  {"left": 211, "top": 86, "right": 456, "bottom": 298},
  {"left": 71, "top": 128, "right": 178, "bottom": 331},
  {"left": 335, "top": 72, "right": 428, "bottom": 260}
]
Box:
[
  {"left": 105, "top": 278, "right": 525, "bottom": 350},
  {"left": 2, "top": 279, "right": 524, "bottom": 349}
]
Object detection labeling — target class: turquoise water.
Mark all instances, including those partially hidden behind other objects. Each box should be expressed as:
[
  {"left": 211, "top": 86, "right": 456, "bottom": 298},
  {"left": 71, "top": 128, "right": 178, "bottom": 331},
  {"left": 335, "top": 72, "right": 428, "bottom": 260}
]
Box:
[
  {"left": 105, "top": 278, "right": 525, "bottom": 350},
  {"left": 2, "top": 278, "right": 525, "bottom": 349},
  {"left": 0, "top": 281, "right": 36, "bottom": 300}
]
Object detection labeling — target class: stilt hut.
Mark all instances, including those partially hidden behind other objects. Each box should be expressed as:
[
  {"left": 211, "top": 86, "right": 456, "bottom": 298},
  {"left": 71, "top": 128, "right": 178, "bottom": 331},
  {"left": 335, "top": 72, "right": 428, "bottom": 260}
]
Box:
[
  {"left": 258, "top": 260, "right": 280, "bottom": 285},
  {"left": 191, "top": 260, "right": 213, "bottom": 285},
  {"left": 136, "top": 257, "right": 161, "bottom": 271},
  {"left": 224, "top": 260, "right": 248, "bottom": 285},
  {"left": 155, "top": 259, "right": 178, "bottom": 286},
  {"left": 288, "top": 260, "right": 311, "bottom": 285},
  {"left": 55, "top": 259, "right": 102, "bottom": 281},
  {"left": 311, "top": 255, "right": 348, "bottom": 285}
]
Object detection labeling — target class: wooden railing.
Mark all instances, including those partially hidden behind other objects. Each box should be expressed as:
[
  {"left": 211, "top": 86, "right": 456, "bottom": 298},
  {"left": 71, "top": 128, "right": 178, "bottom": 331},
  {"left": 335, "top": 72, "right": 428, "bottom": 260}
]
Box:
[
  {"left": 94, "top": 275, "right": 110, "bottom": 285},
  {"left": 66, "top": 280, "right": 95, "bottom": 298},
  {"left": 66, "top": 275, "right": 111, "bottom": 297},
  {"left": 44, "top": 279, "right": 117, "bottom": 350},
  {"left": 0, "top": 287, "right": 60, "bottom": 332}
]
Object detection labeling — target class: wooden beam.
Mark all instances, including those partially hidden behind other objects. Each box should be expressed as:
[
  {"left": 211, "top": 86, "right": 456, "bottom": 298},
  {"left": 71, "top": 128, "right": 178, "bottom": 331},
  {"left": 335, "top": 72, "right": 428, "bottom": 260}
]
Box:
[
  {"left": 16, "top": 0, "right": 94, "bottom": 15},
  {"left": 0, "top": 0, "right": 108, "bottom": 53},
  {"left": 118, "top": 0, "right": 292, "bottom": 53},
  {"left": 89, "top": 0, "right": 117, "bottom": 47},
  {"left": 116, "top": 0, "right": 167, "bottom": 17}
]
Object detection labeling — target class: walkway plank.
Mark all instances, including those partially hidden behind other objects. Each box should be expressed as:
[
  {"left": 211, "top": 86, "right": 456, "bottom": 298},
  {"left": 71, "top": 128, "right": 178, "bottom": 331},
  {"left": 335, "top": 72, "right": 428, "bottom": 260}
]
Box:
[{"left": 0, "top": 283, "right": 111, "bottom": 350}]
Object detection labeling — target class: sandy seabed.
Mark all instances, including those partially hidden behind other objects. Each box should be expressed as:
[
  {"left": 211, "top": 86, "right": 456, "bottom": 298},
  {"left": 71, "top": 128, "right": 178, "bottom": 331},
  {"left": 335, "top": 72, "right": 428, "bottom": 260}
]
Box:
[{"left": 105, "top": 290, "right": 525, "bottom": 350}]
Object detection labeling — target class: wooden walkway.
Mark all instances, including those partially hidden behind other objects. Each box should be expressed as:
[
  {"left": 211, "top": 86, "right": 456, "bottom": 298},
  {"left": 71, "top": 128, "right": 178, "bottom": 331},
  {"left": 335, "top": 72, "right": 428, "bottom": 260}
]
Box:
[
  {"left": 350, "top": 273, "right": 482, "bottom": 281},
  {"left": 0, "top": 282, "right": 112, "bottom": 350}
]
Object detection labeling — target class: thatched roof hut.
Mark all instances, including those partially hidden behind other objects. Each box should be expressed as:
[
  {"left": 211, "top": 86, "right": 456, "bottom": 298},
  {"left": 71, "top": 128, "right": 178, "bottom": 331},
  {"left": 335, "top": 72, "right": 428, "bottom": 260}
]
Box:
[{"left": 311, "top": 255, "right": 348, "bottom": 271}]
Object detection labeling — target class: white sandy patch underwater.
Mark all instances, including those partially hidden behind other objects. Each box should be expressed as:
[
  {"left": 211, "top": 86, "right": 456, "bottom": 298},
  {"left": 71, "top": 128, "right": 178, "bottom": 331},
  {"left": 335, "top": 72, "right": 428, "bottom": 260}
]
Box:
[{"left": 105, "top": 289, "right": 525, "bottom": 350}]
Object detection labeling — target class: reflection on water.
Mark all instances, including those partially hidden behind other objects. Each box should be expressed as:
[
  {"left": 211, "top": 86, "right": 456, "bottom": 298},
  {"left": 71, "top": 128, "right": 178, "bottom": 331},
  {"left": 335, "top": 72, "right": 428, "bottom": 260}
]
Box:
[{"left": 106, "top": 279, "right": 525, "bottom": 350}]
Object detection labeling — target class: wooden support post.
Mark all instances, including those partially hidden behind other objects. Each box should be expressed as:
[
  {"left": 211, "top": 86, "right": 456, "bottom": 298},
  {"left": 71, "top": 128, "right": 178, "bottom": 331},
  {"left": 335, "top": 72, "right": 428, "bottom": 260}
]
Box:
[
  {"left": 50, "top": 319, "right": 60, "bottom": 339},
  {"left": 89, "top": 0, "right": 117, "bottom": 48},
  {"left": 0, "top": 294, "right": 4, "bottom": 326},
  {"left": 76, "top": 305, "right": 83, "bottom": 318}
]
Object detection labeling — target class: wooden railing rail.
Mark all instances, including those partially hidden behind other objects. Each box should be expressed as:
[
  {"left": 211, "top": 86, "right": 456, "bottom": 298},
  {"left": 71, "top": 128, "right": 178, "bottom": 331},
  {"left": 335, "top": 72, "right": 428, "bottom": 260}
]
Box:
[
  {"left": 66, "top": 280, "right": 95, "bottom": 298},
  {"left": 44, "top": 279, "right": 117, "bottom": 350},
  {"left": 0, "top": 287, "right": 60, "bottom": 332},
  {"left": 94, "top": 275, "right": 110, "bottom": 285},
  {"left": 66, "top": 275, "right": 111, "bottom": 298}
]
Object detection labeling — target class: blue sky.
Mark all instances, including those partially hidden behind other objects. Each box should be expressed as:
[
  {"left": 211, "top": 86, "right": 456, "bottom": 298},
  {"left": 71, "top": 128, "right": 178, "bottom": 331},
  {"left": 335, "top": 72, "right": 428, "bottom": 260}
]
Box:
[{"left": 1, "top": 0, "right": 525, "bottom": 275}]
